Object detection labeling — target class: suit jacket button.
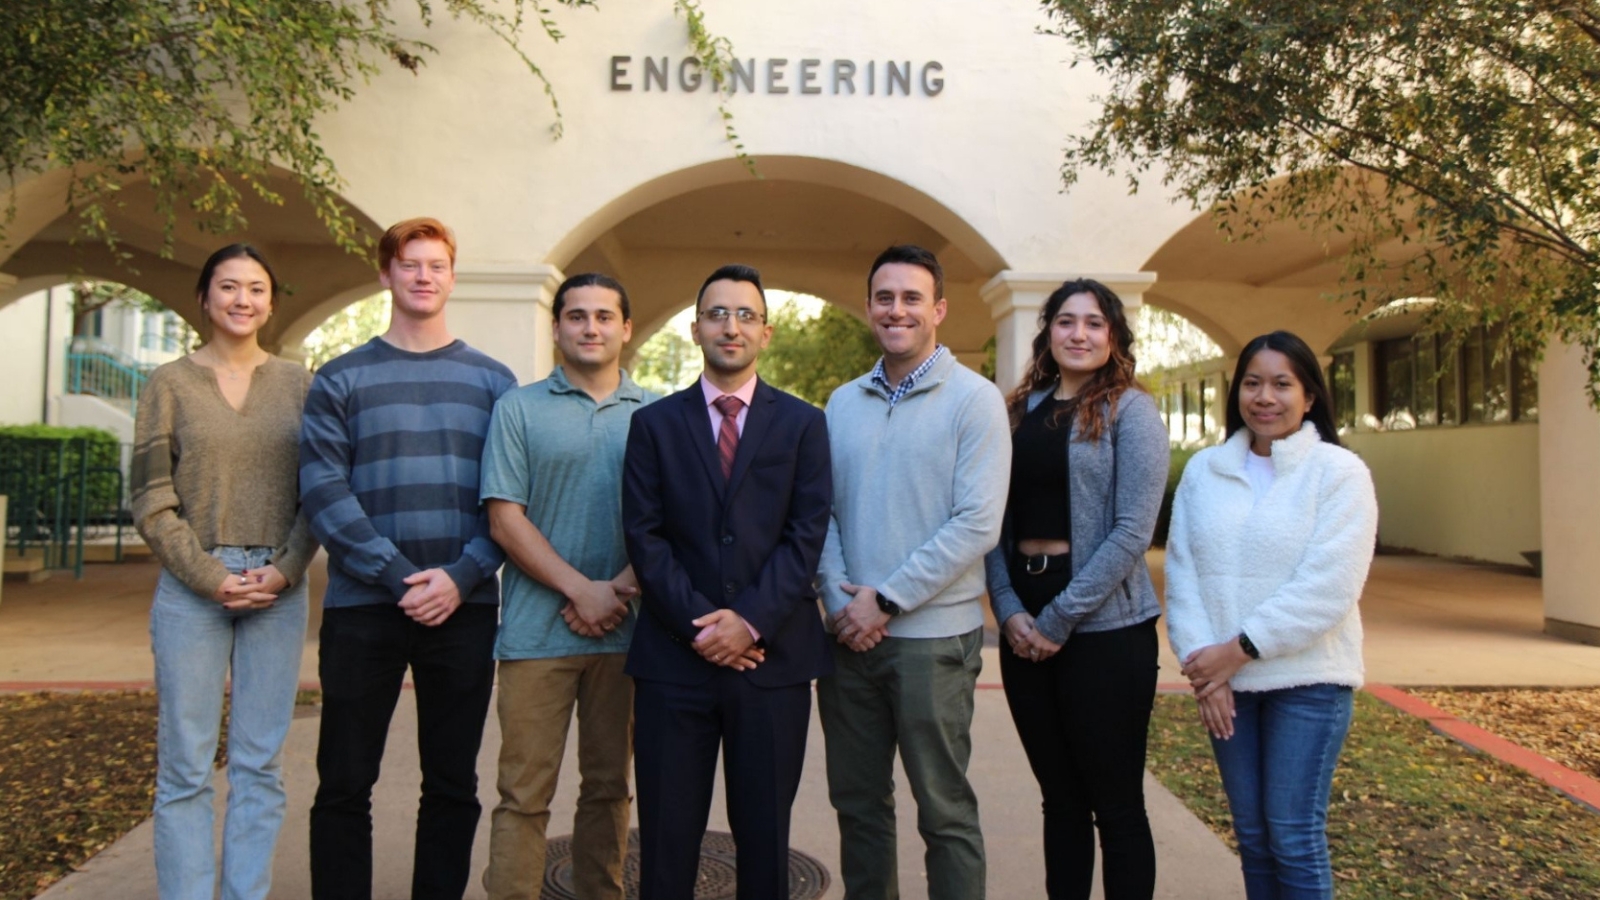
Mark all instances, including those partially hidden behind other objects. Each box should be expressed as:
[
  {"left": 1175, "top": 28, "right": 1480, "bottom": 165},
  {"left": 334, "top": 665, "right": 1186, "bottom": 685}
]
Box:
[
  {"left": 721, "top": 534, "right": 734, "bottom": 545},
  {"left": 725, "top": 582, "right": 737, "bottom": 594}
]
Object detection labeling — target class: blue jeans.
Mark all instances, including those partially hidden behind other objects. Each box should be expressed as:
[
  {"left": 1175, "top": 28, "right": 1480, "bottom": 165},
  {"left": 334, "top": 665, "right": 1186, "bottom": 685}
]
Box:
[
  {"left": 150, "top": 547, "right": 309, "bottom": 900},
  {"left": 1210, "top": 684, "right": 1354, "bottom": 900}
]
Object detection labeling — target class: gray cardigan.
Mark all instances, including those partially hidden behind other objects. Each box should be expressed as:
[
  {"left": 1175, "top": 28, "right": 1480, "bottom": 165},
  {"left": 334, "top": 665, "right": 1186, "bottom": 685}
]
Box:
[{"left": 985, "top": 387, "right": 1169, "bottom": 644}]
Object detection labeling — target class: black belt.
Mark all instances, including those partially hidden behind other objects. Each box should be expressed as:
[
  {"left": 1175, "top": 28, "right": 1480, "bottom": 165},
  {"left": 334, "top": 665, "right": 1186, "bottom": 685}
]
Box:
[{"left": 1015, "top": 551, "right": 1070, "bottom": 576}]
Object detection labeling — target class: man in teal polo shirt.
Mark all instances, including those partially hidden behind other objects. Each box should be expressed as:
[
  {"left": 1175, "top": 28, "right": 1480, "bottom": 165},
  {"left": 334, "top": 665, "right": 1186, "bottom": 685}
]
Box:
[{"left": 479, "top": 273, "right": 658, "bottom": 900}]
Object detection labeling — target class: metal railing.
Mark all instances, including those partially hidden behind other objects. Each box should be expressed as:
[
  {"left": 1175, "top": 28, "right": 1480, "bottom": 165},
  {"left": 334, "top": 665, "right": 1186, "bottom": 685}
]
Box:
[
  {"left": 65, "top": 338, "right": 152, "bottom": 415},
  {"left": 1, "top": 436, "right": 128, "bottom": 578}
]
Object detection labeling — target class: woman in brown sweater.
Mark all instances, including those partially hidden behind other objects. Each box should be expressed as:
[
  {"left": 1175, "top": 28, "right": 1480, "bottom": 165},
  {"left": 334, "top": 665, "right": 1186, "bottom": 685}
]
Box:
[{"left": 131, "top": 244, "right": 317, "bottom": 900}]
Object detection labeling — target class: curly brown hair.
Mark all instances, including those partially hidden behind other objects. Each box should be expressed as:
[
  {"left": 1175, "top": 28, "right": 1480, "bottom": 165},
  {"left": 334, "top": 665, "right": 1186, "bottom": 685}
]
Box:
[{"left": 1003, "top": 278, "right": 1145, "bottom": 441}]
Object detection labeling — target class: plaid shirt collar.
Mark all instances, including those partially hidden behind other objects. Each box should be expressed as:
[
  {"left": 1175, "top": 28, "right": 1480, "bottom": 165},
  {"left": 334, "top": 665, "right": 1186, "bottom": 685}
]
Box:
[{"left": 871, "top": 345, "right": 947, "bottom": 407}]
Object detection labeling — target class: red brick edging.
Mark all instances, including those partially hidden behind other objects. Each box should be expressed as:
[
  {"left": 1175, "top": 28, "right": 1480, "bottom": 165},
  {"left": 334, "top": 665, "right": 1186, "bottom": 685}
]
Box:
[{"left": 1364, "top": 683, "right": 1600, "bottom": 813}]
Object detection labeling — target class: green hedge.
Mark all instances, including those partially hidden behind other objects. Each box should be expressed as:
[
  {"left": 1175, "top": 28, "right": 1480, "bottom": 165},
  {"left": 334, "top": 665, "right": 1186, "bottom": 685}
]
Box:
[
  {"left": 0, "top": 425, "right": 125, "bottom": 533},
  {"left": 1152, "top": 445, "right": 1201, "bottom": 548}
]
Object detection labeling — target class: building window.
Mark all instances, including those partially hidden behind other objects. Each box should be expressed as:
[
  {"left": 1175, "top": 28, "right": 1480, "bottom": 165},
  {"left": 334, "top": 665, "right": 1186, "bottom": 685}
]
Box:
[
  {"left": 1327, "top": 351, "right": 1356, "bottom": 431},
  {"left": 1375, "top": 327, "right": 1537, "bottom": 428}
]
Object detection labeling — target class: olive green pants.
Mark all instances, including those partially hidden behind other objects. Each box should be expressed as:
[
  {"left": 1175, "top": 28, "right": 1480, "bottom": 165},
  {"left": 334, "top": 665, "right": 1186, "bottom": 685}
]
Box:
[{"left": 817, "top": 627, "right": 986, "bottom": 900}]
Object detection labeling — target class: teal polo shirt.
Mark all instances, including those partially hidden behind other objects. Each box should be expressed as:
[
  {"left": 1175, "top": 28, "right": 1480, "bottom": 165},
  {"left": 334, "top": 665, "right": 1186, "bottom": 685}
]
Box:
[{"left": 480, "top": 367, "right": 658, "bottom": 660}]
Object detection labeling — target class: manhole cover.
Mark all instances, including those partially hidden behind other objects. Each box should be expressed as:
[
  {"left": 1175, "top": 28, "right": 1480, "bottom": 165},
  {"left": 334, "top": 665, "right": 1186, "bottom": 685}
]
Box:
[{"left": 540, "top": 828, "right": 830, "bottom": 900}]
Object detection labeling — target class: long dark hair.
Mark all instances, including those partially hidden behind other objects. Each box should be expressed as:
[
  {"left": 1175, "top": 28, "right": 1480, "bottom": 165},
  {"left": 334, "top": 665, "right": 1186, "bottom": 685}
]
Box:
[
  {"left": 195, "top": 243, "right": 279, "bottom": 309},
  {"left": 1003, "top": 278, "right": 1142, "bottom": 441},
  {"left": 1225, "top": 331, "right": 1341, "bottom": 446}
]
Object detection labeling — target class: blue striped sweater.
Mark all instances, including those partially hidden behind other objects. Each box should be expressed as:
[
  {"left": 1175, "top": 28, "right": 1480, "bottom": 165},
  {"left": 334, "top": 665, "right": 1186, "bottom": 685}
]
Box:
[{"left": 299, "top": 337, "right": 517, "bottom": 608}]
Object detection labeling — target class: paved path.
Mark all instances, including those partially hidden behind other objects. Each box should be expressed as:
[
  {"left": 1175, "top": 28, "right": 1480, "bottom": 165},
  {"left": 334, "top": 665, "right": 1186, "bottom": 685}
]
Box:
[
  {"left": 34, "top": 673, "right": 1238, "bottom": 900},
  {"left": 11, "top": 549, "right": 1600, "bottom": 898}
]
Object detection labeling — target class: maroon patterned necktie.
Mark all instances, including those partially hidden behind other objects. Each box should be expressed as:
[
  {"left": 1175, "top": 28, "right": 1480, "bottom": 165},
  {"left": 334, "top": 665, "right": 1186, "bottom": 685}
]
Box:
[{"left": 713, "top": 394, "right": 745, "bottom": 479}]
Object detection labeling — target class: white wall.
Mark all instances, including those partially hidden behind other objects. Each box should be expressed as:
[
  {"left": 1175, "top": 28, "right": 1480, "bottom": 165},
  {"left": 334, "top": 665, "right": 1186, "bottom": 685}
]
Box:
[
  {"left": 0, "top": 290, "right": 51, "bottom": 425},
  {"left": 313, "top": 0, "right": 1192, "bottom": 273},
  {"left": 1344, "top": 424, "right": 1540, "bottom": 566},
  {"left": 1538, "top": 342, "right": 1600, "bottom": 638},
  {"left": 56, "top": 394, "right": 135, "bottom": 445}
]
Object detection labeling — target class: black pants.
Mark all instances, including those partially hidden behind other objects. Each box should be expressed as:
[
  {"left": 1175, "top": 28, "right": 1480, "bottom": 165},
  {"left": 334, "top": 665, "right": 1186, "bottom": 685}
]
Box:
[
  {"left": 1000, "top": 559, "right": 1159, "bottom": 900},
  {"left": 632, "top": 672, "right": 811, "bottom": 900},
  {"left": 309, "top": 603, "right": 498, "bottom": 900}
]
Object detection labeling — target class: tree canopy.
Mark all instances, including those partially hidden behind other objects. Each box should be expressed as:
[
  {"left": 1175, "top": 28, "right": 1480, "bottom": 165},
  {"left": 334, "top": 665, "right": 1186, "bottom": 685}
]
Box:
[
  {"left": 1044, "top": 1, "right": 1600, "bottom": 391},
  {"left": 628, "top": 297, "right": 882, "bottom": 406},
  {"left": 758, "top": 302, "right": 881, "bottom": 407},
  {"left": 0, "top": 0, "right": 735, "bottom": 265}
]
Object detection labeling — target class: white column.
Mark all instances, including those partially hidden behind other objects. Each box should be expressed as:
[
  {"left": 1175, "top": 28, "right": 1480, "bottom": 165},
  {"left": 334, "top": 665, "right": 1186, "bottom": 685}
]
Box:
[
  {"left": 446, "top": 264, "right": 563, "bottom": 385},
  {"left": 44, "top": 286, "right": 74, "bottom": 425},
  {"left": 980, "top": 271, "right": 1156, "bottom": 393},
  {"left": 1538, "top": 340, "right": 1600, "bottom": 645}
]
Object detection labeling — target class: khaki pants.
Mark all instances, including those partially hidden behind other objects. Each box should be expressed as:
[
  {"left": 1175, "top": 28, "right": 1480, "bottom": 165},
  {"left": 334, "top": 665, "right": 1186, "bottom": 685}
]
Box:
[{"left": 484, "top": 654, "right": 634, "bottom": 900}]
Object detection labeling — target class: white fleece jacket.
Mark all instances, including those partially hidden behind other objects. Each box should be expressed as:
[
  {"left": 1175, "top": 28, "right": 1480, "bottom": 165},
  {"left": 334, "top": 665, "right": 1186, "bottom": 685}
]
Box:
[{"left": 1164, "top": 423, "right": 1378, "bottom": 692}]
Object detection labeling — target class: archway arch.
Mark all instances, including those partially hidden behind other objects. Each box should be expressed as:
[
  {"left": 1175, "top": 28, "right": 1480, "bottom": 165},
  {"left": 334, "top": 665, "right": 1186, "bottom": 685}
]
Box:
[
  {"left": 1, "top": 165, "right": 384, "bottom": 351},
  {"left": 552, "top": 155, "right": 1009, "bottom": 373}
]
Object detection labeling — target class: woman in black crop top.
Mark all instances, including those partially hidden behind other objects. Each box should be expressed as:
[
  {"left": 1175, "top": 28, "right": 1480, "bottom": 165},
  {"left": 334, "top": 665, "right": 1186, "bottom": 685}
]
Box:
[{"left": 986, "top": 279, "right": 1168, "bottom": 900}]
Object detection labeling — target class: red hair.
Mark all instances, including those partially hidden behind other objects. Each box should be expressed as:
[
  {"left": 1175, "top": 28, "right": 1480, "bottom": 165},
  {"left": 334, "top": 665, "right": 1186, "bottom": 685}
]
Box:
[{"left": 379, "top": 217, "right": 456, "bottom": 271}]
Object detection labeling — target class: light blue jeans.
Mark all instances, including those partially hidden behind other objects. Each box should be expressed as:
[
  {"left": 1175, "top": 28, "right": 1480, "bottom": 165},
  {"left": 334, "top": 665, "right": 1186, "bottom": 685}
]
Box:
[
  {"left": 150, "top": 546, "right": 308, "bottom": 900},
  {"left": 1210, "top": 683, "right": 1354, "bottom": 900}
]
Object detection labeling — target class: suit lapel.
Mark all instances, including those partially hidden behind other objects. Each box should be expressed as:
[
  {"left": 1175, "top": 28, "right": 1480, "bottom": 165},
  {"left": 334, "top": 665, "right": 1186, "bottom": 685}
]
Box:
[
  {"left": 678, "top": 387, "right": 726, "bottom": 500},
  {"left": 724, "top": 379, "right": 776, "bottom": 502}
]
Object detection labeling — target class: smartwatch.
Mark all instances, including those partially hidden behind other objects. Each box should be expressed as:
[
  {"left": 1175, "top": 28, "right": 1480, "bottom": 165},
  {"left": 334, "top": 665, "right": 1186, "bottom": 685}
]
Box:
[
  {"left": 876, "top": 594, "right": 903, "bottom": 618},
  {"left": 1238, "top": 632, "right": 1261, "bottom": 660}
]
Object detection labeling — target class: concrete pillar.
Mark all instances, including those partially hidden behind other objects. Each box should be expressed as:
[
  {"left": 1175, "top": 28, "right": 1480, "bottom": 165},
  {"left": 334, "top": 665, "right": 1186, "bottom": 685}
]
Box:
[
  {"left": 1538, "top": 340, "right": 1600, "bottom": 645},
  {"left": 980, "top": 271, "right": 1157, "bottom": 393},
  {"left": 1351, "top": 341, "right": 1376, "bottom": 429},
  {"left": 44, "top": 286, "right": 74, "bottom": 426},
  {"left": 446, "top": 264, "right": 563, "bottom": 385}
]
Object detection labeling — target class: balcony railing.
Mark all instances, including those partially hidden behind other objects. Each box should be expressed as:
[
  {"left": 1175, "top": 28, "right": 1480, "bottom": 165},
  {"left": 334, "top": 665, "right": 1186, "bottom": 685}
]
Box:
[{"left": 65, "top": 338, "right": 152, "bottom": 415}]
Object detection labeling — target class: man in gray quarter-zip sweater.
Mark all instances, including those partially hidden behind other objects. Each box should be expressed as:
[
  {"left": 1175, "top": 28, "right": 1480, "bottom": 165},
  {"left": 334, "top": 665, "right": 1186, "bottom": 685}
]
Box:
[{"left": 817, "top": 244, "right": 1011, "bottom": 900}]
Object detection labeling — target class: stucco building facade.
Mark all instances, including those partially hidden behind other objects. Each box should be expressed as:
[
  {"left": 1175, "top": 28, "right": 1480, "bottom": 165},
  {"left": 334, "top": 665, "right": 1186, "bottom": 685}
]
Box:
[{"left": 3, "top": 0, "right": 1597, "bottom": 641}]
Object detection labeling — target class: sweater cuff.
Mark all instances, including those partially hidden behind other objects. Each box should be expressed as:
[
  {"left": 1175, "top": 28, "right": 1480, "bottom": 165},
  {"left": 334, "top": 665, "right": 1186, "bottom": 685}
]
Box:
[
  {"left": 988, "top": 586, "right": 1027, "bottom": 628},
  {"left": 184, "top": 559, "right": 234, "bottom": 602},
  {"left": 443, "top": 556, "right": 486, "bottom": 600},
  {"left": 1031, "top": 603, "right": 1077, "bottom": 645},
  {"left": 379, "top": 554, "right": 422, "bottom": 599},
  {"left": 269, "top": 545, "right": 313, "bottom": 589}
]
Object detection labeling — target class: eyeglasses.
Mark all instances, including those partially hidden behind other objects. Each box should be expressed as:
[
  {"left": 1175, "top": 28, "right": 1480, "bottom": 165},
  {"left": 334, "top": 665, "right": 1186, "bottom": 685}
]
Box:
[{"left": 698, "top": 307, "right": 766, "bottom": 325}]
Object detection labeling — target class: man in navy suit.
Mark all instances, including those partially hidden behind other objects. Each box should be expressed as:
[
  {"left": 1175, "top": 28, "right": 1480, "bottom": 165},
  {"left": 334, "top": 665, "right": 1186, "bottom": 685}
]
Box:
[{"left": 622, "top": 264, "right": 833, "bottom": 900}]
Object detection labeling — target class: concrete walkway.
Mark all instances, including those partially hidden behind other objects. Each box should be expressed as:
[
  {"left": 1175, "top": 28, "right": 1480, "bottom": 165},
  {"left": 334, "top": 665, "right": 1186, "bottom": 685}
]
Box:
[{"left": 8, "top": 549, "right": 1600, "bottom": 898}]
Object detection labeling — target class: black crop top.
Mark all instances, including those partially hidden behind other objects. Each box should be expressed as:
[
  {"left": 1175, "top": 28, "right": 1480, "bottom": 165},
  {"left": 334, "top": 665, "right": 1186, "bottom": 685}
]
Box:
[{"left": 1008, "top": 396, "right": 1073, "bottom": 541}]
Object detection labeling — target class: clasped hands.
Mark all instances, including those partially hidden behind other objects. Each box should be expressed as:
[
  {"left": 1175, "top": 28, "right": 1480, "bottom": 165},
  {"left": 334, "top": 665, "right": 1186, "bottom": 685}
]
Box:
[
  {"left": 560, "top": 578, "right": 639, "bottom": 638},
  {"left": 1181, "top": 638, "right": 1251, "bottom": 740},
  {"left": 830, "top": 582, "right": 892, "bottom": 652},
  {"left": 1001, "top": 611, "right": 1062, "bottom": 662},
  {"left": 399, "top": 568, "right": 463, "bottom": 626},
  {"left": 690, "top": 608, "right": 765, "bottom": 671},
  {"left": 211, "top": 564, "right": 289, "bottom": 611}
]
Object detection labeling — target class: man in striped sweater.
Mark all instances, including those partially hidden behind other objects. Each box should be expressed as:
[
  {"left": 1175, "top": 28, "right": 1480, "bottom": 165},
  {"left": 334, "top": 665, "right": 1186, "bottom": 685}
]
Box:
[{"left": 299, "top": 217, "right": 518, "bottom": 900}]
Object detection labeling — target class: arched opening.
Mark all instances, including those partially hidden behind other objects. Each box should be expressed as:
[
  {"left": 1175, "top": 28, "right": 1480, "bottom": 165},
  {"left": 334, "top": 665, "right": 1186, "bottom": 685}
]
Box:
[
  {"left": 627, "top": 290, "right": 878, "bottom": 406},
  {"left": 553, "top": 156, "right": 1009, "bottom": 374},
  {"left": 1138, "top": 304, "right": 1228, "bottom": 447},
  {"left": 1, "top": 166, "right": 384, "bottom": 353}
]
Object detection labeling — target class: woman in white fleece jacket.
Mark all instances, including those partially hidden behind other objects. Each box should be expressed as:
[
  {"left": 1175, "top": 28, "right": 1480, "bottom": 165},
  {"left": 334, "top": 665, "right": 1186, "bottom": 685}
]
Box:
[{"left": 1165, "top": 331, "right": 1378, "bottom": 900}]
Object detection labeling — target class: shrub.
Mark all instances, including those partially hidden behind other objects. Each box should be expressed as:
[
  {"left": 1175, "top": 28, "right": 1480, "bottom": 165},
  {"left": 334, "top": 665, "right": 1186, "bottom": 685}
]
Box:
[
  {"left": 0, "top": 426, "right": 125, "bottom": 539},
  {"left": 1153, "top": 444, "right": 1200, "bottom": 547}
]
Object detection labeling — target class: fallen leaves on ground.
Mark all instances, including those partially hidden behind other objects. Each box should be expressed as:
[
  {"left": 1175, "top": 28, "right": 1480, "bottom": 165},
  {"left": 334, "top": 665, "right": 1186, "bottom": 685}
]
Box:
[
  {"left": 1408, "top": 687, "right": 1600, "bottom": 780},
  {"left": 0, "top": 691, "right": 157, "bottom": 900},
  {"left": 1148, "top": 691, "right": 1600, "bottom": 900}
]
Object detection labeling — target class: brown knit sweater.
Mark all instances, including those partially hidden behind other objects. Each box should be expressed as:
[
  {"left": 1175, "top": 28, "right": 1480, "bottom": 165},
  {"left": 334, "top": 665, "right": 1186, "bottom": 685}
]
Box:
[{"left": 131, "top": 355, "right": 317, "bottom": 596}]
